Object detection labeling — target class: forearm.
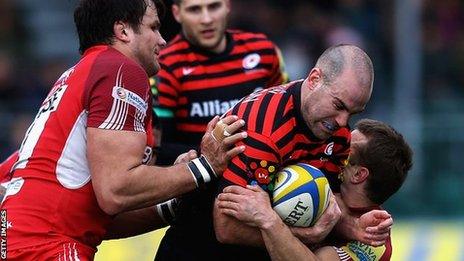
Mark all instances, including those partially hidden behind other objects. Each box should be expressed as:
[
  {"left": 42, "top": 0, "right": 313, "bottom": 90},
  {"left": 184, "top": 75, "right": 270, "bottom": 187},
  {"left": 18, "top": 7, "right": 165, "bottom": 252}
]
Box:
[
  {"left": 104, "top": 206, "right": 167, "bottom": 240},
  {"left": 94, "top": 163, "right": 197, "bottom": 214},
  {"left": 213, "top": 201, "right": 264, "bottom": 247},
  {"left": 260, "top": 213, "right": 318, "bottom": 261}
]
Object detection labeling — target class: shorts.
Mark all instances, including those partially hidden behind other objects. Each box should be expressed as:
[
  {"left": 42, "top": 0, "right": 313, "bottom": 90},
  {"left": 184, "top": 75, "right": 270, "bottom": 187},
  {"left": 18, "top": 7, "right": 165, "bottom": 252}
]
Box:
[{"left": 6, "top": 239, "right": 95, "bottom": 261}]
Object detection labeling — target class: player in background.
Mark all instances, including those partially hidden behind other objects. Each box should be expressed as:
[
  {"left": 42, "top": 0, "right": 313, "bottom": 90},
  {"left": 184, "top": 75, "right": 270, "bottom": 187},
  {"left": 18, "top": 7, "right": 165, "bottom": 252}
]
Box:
[
  {"left": 154, "top": 44, "right": 391, "bottom": 260},
  {"left": 151, "top": 0, "right": 288, "bottom": 165},
  {"left": 217, "top": 119, "right": 413, "bottom": 261},
  {"left": 1, "top": 0, "right": 246, "bottom": 259}
]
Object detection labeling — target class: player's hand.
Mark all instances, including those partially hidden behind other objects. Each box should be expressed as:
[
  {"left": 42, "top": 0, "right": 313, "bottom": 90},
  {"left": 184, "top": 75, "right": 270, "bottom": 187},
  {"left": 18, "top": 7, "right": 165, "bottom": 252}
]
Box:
[
  {"left": 174, "top": 149, "right": 198, "bottom": 165},
  {"left": 290, "top": 193, "right": 341, "bottom": 244},
  {"left": 217, "top": 185, "right": 277, "bottom": 228},
  {"left": 200, "top": 115, "right": 247, "bottom": 176},
  {"left": 356, "top": 210, "right": 393, "bottom": 246}
]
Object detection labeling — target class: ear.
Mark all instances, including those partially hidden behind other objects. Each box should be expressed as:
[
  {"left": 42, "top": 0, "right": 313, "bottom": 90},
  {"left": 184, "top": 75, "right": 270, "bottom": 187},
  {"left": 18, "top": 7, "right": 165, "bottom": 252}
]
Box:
[
  {"left": 172, "top": 4, "right": 181, "bottom": 23},
  {"left": 307, "top": 68, "right": 322, "bottom": 90},
  {"left": 225, "top": 0, "right": 231, "bottom": 14},
  {"left": 114, "top": 21, "right": 130, "bottom": 42},
  {"left": 351, "top": 166, "right": 369, "bottom": 184}
]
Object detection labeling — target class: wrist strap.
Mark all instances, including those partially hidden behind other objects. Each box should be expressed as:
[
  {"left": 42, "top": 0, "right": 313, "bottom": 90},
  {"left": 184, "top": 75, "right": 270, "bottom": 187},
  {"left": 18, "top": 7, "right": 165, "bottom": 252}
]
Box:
[
  {"left": 187, "top": 155, "right": 217, "bottom": 188},
  {"left": 155, "top": 198, "right": 178, "bottom": 224}
]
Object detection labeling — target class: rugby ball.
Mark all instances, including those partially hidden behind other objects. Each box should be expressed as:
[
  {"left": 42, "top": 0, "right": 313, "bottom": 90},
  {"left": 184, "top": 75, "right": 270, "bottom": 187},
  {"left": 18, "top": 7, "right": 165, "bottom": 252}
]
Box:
[{"left": 272, "top": 163, "right": 331, "bottom": 227}]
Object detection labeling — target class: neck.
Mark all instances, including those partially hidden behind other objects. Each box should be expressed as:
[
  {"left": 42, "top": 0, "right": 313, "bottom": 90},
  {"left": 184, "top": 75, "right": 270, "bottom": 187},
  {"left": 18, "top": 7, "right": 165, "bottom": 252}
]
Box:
[
  {"left": 340, "top": 185, "right": 376, "bottom": 209},
  {"left": 211, "top": 34, "right": 227, "bottom": 53},
  {"left": 111, "top": 42, "right": 133, "bottom": 60}
]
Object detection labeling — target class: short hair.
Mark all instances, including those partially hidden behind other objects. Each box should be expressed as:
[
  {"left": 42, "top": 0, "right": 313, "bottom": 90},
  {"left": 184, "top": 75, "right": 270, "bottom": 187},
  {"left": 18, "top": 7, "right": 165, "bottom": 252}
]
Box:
[
  {"left": 315, "top": 44, "right": 374, "bottom": 89},
  {"left": 74, "top": 0, "right": 164, "bottom": 54},
  {"left": 351, "top": 119, "right": 413, "bottom": 205}
]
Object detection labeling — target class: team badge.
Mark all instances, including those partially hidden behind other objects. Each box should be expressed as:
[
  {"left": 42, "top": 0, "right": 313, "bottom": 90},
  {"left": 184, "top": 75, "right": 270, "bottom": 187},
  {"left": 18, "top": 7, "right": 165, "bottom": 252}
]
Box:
[
  {"left": 242, "top": 53, "right": 261, "bottom": 69},
  {"left": 324, "top": 142, "right": 334, "bottom": 156}
]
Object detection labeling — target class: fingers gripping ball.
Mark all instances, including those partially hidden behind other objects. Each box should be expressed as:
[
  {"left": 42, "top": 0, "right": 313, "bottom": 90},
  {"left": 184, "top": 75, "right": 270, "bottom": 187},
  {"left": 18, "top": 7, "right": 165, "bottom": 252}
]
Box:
[
  {"left": 272, "top": 163, "right": 331, "bottom": 227},
  {"left": 212, "top": 120, "right": 230, "bottom": 142}
]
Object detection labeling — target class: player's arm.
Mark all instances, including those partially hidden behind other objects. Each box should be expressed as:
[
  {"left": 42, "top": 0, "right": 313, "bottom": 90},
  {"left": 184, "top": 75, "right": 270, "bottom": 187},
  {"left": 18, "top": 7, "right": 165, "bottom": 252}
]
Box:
[
  {"left": 212, "top": 132, "right": 281, "bottom": 246},
  {"left": 86, "top": 64, "right": 246, "bottom": 215},
  {"left": 104, "top": 205, "right": 164, "bottom": 240},
  {"left": 104, "top": 149, "right": 198, "bottom": 239},
  {"left": 333, "top": 194, "right": 392, "bottom": 246},
  {"left": 89, "top": 115, "right": 246, "bottom": 215},
  {"left": 217, "top": 185, "right": 338, "bottom": 261}
]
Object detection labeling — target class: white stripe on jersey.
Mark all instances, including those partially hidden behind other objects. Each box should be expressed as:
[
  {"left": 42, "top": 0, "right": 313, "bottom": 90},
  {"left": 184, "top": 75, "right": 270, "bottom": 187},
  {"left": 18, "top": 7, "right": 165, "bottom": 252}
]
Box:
[
  {"left": 57, "top": 111, "right": 91, "bottom": 189},
  {"left": 99, "top": 64, "right": 135, "bottom": 130},
  {"left": 15, "top": 84, "right": 69, "bottom": 170},
  {"left": 134, "top": 108, "right": 145, "bottom": 132},
  {"left": 334, "top": 247, "right": 351, "bottom": 261},
  {"left": 111, "top": 99, "right": 128, "bottom": 130}
]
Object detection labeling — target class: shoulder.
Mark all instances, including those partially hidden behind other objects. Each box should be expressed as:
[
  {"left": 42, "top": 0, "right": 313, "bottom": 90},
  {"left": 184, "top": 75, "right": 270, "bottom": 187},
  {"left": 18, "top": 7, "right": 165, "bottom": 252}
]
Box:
[
  {"left": 159, "top": 34, "right": 190, "bottom": 58},
  {"left": 92, "top": 48, "right": 147, "bottom": 78},
  {"left": 230, "top": 30, "right": 278, "bottom": 49}
]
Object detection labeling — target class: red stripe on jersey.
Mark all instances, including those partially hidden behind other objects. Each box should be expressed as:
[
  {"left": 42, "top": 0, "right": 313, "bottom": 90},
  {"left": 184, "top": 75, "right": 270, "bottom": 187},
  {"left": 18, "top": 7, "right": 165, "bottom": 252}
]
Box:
[
  {"left": 158, "top": 96, "right": 177, "bottom": 107},
  {"left": 244, "top": 145, "right": 279, "bottom": 162},
  {"left": 261, "top": 93, "right": 282, "bottom": 136},
  {"left": 180, "top": 73, "right": 269, "bottom": 91},
  {"left": 223, "top": 169, "right": 247, "bottom": 187},
  {"left": 176, "top": 110, "right": 188, "bottom": 118},
  {"left": 247, "top": 95, "right": 264, "bottom": 132}
]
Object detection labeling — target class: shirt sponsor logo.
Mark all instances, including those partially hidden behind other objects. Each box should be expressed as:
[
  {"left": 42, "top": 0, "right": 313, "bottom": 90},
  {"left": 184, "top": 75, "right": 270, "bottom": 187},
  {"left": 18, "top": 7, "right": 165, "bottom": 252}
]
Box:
[
  {"left": 190, "top": 99, "right": 241, "bottom": 117},
  {"left": 112, "top": 87, "right": 148, "bottom": 115},
  {"left": 242, "top": 53, "right": 261, "bottom": 70}
]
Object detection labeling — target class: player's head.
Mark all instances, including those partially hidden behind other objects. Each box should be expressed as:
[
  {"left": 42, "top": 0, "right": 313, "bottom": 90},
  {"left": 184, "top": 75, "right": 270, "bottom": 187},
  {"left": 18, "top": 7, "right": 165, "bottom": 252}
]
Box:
[
  {"left": 172, "top": 0, "right": 230, "bottom": 53},
  {"left": 300, "top": 44, "right": 374, "bottom": 140},
  {"left": 342, "top": 119, "right": 413, "bottom": 205},
  {"left": 74, "top": 0, "right": 166, "bottom": 76}
]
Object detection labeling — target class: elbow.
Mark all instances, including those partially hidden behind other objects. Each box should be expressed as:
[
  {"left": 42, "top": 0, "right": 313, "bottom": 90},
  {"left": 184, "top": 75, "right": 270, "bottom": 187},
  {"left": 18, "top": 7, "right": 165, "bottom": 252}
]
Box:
[
  {"left": 215, "top": 226, "right": 235, "bottom": 244},
  {"left": 94, "top": 186, "right": 126, "bottom": 216},
  {"left": 213, "top": 214, "right": 237, "bottom": 244}
]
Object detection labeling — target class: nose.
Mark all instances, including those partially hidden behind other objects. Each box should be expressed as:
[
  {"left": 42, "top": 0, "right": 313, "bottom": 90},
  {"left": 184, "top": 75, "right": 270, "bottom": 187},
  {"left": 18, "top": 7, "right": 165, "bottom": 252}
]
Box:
[
  {"left": 157, "top": 31, "right": 167, "bottom": 47},
  {"left": 200, "top": 9, "right": 213, "bottom": 24},
  {"left": 335, "top": 111, "right": 350, "bottom": 128}
]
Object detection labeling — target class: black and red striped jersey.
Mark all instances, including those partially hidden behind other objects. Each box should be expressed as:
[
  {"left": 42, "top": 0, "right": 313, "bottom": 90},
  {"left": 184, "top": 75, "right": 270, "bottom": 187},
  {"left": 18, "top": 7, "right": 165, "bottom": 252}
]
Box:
[
  {"left": 221, "top": 80, "right": 351, "bottom": 192},
  {"left": 152, "top": 30, "right": 287, "bottom": 145},
  {"left": 154, "top": 80, "right": 351, "bottom": 261}
]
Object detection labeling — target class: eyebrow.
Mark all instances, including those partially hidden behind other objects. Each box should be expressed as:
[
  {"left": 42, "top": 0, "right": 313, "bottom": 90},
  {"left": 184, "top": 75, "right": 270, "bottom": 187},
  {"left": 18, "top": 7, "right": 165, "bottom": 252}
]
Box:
[{"left": 335, "top": 96, "right": 364, "bottom": 115}]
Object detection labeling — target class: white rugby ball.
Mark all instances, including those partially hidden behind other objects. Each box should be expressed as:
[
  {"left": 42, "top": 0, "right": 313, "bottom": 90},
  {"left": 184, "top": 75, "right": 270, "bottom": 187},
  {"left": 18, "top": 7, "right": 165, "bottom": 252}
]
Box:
[{"left": 272, "top": 163, "right": 331, "bottom": 227}]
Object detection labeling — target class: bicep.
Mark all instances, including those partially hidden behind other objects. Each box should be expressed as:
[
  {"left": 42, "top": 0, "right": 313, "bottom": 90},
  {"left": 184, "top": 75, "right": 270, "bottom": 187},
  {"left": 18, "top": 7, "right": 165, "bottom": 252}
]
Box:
[{"left": 87, "top": 128, "right": 146, "bottom": 196}]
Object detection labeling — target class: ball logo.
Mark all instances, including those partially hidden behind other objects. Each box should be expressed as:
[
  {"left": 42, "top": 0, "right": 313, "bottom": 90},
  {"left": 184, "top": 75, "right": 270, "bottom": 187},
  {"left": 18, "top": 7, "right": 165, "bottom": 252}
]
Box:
[
  {"left": 242, "top": 53, "right": 261, "bottom": 69},
  {"left": 324, "top": 142, "right": 334, "bottom": 156},
  {"left": 116, "top": 87, "right": 126, "bottom": 99}
]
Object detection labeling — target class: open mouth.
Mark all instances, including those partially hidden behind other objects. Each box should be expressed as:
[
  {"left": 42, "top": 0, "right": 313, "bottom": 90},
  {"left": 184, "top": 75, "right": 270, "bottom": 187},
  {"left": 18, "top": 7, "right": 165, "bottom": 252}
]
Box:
[
  {"left": 201, "top": 29, "right": 215, "bottom": 39},
  {"left": 322, "top": 121, "right": 337, "bottom": 132}
]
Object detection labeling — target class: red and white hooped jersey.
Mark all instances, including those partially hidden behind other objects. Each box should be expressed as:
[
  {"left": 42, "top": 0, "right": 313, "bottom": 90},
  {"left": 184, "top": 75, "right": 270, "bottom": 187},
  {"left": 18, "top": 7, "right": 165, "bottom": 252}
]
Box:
[{"left": 1, "top": 45, "right": 154, "bottom": 252}]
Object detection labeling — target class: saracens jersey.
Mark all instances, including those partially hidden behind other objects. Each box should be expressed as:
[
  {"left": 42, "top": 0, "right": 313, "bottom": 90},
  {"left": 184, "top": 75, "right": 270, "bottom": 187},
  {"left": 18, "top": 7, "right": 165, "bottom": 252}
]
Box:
[
  {"left": 221, "top": 80, "right": 350, "bottom": 193},
  {"left": 155, "top": 80, "right": 350, "bottom": 261},
  {"left": 153, "top": 30, "right": 287, "bottom": 146},
  {"left": 1, "top": 45, "right": 154, "bottom": 253}
]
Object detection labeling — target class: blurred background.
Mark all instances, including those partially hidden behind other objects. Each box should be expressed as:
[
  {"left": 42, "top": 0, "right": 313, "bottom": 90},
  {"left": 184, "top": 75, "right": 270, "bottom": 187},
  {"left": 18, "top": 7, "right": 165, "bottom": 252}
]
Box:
[{"left": 1, "top": 0, "right": 463, "bottom": 260}]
